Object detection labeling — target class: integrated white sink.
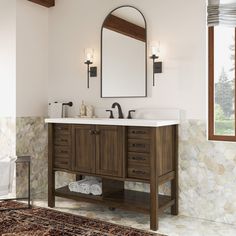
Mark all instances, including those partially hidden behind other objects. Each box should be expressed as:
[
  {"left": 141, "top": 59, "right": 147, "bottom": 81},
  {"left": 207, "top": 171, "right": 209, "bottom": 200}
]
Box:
[{"left": 45, "top": 117, "right": 179, "bottom": 127}]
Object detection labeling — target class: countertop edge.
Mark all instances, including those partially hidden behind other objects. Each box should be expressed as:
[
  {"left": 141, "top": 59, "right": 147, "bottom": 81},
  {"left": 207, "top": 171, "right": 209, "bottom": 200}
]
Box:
[{"left": 44, "top": 118, "right": 180, "bottom": 128}]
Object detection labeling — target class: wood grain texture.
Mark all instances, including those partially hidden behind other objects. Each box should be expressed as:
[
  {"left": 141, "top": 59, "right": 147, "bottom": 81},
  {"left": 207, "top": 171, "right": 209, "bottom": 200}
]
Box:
[
  {"left": 150, "top": 128, "right": 158, "bottom": 231},
  {"left": 74, "top": 125, "right": 96, "bottom": 174},
  {"left": 53, "top": 124, "right": 72, "bottom": 170},
  {"left": 103, "top": 14, "right": 146, "bottom": 42},
  {"left": 156, "top": 126, "right": 174, "bottom": 176},
  {"left": 102, "top": 179, "right": 124, "bottom": 197},
  {"left": 48, "top": 123, "right": 55, "bottom": 208},
  {"left": 48, "top": 124, "right": 179, "bottom": 231},
  {"left": 28, "top": 0, "right": 55, "bottom": 7},
  {"left": 96, "top": 126, "right": 125, "bottom": 177},
  {"left": 55, "top": 186, "right": 174, "bottom": 215},
  {"left": 208, "top": 26, "right": 236, "bottom": 141}
]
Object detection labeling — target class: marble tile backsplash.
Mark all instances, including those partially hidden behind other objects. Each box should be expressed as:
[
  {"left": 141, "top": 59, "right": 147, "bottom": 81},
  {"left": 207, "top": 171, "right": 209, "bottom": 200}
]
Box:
[
  {"left": 16, "top": 117, "right": 74, "bottom": 199},
  {"left": 16, "top": 117, "right": 48, "bottom": 199},
  {"left": 179, "top": 120, "right": 236, "bottom": 224},
  {"left": 15, "top": 117, "right": 236, "bottom": 225}
]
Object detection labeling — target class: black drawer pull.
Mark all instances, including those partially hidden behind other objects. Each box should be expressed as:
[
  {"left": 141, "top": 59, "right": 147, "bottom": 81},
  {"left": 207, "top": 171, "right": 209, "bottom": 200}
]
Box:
[
  {"left": 60, "top": 138, "right": 68, "bottom": 142},
  {"left": 132, "top": 170, "right": 146, "bottom": 175},
  {"left": 89, "top": 130, "right": 100, "bottom": 135},
  {"left": 60, "top": 150, "right": 68, "bottom": 154},
  {"left": 56, "top": 161, "right": 68, "bottom": 165},
  {"left": 130, "top": 156, "right": 146, "bottom": 161},
  {"left": 132, "top": 130, "right": 146, "bottom": 134},
  {"left": 131, "top": 143, "right": 146, "bottom": 148}
]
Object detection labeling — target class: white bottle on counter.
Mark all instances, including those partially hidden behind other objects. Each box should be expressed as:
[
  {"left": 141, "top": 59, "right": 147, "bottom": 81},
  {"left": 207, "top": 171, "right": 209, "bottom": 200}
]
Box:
[{"left": 80, "top": 100, "right": 86, "bottom": 117}]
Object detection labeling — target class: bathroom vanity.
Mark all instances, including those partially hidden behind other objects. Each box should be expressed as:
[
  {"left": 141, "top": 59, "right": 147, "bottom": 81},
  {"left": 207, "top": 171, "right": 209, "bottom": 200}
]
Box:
[{"left": 45, "top": 118, "right": 179, "bottom": 230}]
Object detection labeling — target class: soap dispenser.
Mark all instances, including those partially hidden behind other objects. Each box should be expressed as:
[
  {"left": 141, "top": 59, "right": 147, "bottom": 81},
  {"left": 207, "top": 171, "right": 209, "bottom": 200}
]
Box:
[{"left": 80, "top": 100, "right": 86, "bottom": 117}]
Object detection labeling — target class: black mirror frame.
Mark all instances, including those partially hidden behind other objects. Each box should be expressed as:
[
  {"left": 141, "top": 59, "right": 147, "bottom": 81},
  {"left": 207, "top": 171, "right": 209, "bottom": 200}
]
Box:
[{"left": 100, "top": 5, "right": 147, "bottom": 98}]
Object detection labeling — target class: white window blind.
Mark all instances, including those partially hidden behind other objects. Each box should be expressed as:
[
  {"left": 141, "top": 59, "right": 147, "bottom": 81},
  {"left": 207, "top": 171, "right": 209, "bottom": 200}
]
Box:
[{"left": 208, "top": 0, "right": 236, "bottom": 26}]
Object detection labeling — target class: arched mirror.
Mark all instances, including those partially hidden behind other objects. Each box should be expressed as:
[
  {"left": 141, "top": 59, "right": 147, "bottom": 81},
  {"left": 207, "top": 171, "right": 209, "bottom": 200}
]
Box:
[{"left": 101, "top": 6, "right": 147, "bottom": 98}]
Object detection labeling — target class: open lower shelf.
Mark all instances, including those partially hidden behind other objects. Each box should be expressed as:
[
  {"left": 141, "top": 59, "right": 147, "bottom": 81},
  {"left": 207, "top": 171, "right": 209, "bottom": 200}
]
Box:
[{"left": 55, "top": 186, "right": 175, "bottom": 214}]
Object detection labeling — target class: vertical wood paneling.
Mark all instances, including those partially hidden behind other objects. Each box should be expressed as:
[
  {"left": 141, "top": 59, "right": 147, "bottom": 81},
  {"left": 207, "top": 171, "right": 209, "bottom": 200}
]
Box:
[
  {"left": 96, "top": 126, "right": 124, "bottom": 177},
  {"left": 74, "top": 125, "right": 96, "bottom": 174}
]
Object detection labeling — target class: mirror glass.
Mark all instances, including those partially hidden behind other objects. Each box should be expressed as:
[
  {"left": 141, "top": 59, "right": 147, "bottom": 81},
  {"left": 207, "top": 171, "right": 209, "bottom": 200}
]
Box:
[{"left": 101, "top": 6, "right": 147, "bottom": 98}]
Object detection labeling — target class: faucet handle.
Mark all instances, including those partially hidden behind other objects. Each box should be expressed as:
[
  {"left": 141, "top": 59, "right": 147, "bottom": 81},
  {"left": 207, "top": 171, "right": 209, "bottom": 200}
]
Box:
[
  {"left": 106, "top": 110, "right": 114, "bottom": 119},
  {"left": 127, "top": 110, "right": 136, "bottom": 119}
]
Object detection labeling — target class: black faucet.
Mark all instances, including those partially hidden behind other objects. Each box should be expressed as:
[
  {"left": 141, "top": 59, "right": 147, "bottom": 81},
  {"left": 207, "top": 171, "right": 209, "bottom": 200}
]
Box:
[{"left": 111, "top": 102, "right": 124, "bottom": 119}]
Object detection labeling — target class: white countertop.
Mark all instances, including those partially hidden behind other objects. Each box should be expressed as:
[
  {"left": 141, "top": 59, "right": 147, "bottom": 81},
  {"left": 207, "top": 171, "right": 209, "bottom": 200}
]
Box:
[{"left": 45, "top": 118, "right": 179, "bottom": 127}]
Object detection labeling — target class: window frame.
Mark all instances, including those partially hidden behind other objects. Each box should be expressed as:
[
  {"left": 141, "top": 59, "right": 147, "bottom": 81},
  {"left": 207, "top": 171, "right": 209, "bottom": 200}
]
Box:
[{"left": 208, "top": 26, "right": 236, "bottom": 141}]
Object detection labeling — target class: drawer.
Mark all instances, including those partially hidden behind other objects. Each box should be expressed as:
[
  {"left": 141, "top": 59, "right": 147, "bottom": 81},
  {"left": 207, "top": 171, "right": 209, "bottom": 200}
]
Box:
[
  {"left": 128, "top": 139, "right": 150, "bottom": 153},
  {"left": 54, "top": 124, "right": 71, "bottom": 134},
  {"left": 54, "top": 146, "right": 71, "bottom": 157},
  {"left": 54, "top": 157, "right": 71, "bottom": 170},
  {"left": 54, "top": 134, "right": 71, "bottom": 146},
  {"left": 128, "top": 127, "right": 151, "bottom": 139},
  {"left": 128, "top": 164, "right": 150, "bottom": 180},
  {"left": 128, "top": 152, "right": 150, "bottom": 165}
]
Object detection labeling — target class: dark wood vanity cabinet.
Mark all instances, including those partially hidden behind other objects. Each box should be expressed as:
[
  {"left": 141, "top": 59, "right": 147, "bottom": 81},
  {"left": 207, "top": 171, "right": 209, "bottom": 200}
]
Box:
[
  {"left": 73, "top": 125, "right": 96, "bottom": 174},
  {"left": 73, "top": 125, "right": 125, "bottom": 177},
  {"left": 95, "top": 125, "right": 125, "bottom": 177},
  {"left": 53, "top": 124, "right": 72, "bottom": 170},
  {"left": 48, "top": 123, "right": 178, "bottom": 231}
]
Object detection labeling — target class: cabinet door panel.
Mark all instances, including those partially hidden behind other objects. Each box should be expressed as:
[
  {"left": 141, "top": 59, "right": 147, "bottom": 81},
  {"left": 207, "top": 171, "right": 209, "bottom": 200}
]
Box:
[
  {"left": 74, "top": 125, "right": 96, "bottom": 174},
  {"left": 96, "top": 126, "right": 124, "bottom": 177}
]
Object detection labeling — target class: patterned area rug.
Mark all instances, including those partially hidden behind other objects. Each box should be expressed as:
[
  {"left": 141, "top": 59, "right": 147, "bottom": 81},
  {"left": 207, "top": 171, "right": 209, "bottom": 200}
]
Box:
[{"left": 0, "top": 201, "right": 162, "bottom": 236}]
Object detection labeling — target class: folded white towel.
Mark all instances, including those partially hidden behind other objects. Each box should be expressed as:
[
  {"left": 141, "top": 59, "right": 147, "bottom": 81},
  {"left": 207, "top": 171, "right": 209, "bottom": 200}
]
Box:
[
  {"left": 90, "top": 182, "right": 102, "bottom": 196},
  {"left": 80, "top": 179, "right": 101, "bottom": 194},
  {"left": 78, "top": 180, "right": 91, "bottom": 194},
  {"left": 0, "top": 156, "right": 16, "bottom": 196},
  {"left": 68, "top": 179, "right": 88, "bottom": 193},
  {"left": 68, "top": 178, "right": 102, "bottom": 195}
]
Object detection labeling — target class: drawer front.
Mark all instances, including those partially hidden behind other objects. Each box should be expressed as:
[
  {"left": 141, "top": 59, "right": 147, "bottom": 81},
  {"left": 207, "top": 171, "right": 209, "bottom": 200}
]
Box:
[
  {"left": 128, "top": 127, "right": 151, "bottom": 139},
  {"left": 54, "top": 124, "right": 71, "bottom": 134},
  {"left": 54, "top": 134, "right": 71, "bottom": 146},
  {"left": 128, "top": 164, "right": 150, "bottom": 180},
  {"left": 128, "top": 152, "right": 150, "bottom": 165},
  {"left": 54, "top": 146, "right": 71, "bottom": 157},
  {"left": 54, "top": 157, "right": 71, "bottom": 169},
  {"left": 128, "top": 139, "right": 150, "bottom": 153}
]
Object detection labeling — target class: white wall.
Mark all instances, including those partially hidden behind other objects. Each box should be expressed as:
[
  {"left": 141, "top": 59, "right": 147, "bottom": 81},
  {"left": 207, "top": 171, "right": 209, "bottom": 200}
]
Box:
[
  {"left": 48, "top": 0, "right": 206, "bottom": 120},
  {"left": 16, "top": 0, "right": 49, "bottom": 117},
  {"left": 0, "top": 0, "right": 16, "bottom": 118}
]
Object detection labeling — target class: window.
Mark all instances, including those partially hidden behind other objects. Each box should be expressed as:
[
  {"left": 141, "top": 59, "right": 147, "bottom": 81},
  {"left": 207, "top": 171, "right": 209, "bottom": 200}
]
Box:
[{"left": 208, "top": 26, "right": 236, "bottom": 141}]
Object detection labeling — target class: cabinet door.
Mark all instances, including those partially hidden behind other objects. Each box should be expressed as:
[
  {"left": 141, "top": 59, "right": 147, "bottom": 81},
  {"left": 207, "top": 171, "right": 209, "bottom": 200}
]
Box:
[
  {"left": 96, "top": 125, "right": 125, "bottom": 177},
  {"left": 74, "top": 125, "right": 96, "bottom": 174}
]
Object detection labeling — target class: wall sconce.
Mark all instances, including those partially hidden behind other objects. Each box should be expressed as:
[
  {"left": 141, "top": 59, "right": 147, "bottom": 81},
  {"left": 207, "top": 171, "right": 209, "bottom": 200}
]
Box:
[
  {"left": 84, "top": 48, "right": 97, "bottom": 89},
  {"left": 150, "top": 44, "right": 162, "bottom": 87}
]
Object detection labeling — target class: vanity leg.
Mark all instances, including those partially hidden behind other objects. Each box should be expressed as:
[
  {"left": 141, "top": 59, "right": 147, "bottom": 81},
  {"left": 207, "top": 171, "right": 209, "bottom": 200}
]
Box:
[
  {"left": 48, "top": 170, "right": 55, "bottom": 208},
  {"left": 150, "top": 178, "right": 159, "bottom": 231},
  {"left": 150, "top": 129, "right": 159, "bottom": 231},
  {"left": 48, "top": 124, "right": 55, "bottom": 208},
  {"left": 171, "top": 125, "right": 179, "bottom": 215}
]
